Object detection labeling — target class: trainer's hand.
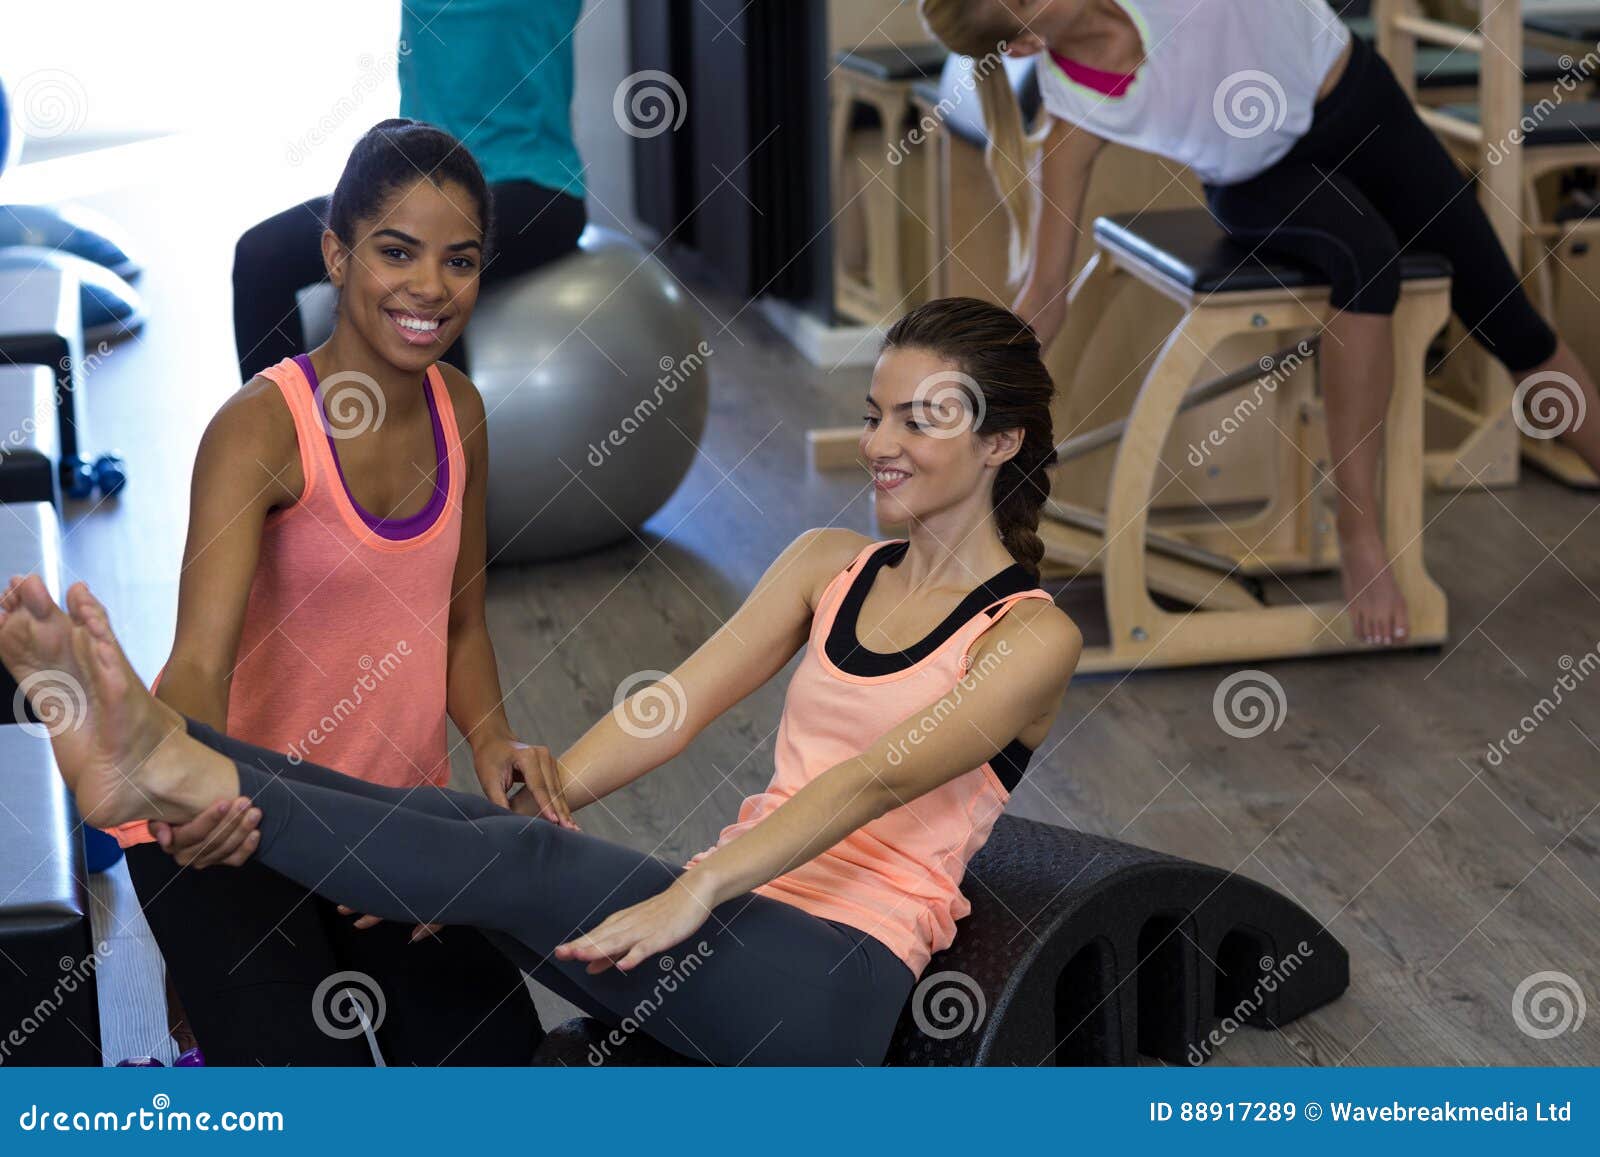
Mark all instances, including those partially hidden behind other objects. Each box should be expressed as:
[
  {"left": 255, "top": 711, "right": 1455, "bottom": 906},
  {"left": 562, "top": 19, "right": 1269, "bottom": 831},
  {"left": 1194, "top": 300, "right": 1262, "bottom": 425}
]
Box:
[
  {"left": 554, "top": 875, "right": 714, "bottom": 975},
  {"left": 334, "top": 906, "right": 443, "bottom": 943},
  {"left": 152, "top": 797, "right": 261, "bottom": 869},
  {"left": 475, "top": 735, "right": 576, "bottom": 829}
]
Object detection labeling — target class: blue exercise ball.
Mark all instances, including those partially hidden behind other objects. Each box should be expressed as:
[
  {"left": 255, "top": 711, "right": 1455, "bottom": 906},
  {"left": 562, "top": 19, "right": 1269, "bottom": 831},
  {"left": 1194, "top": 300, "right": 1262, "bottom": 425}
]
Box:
[
  {"left": 83, "top": 826, "right": 125, "bottom": 873},
  {"left": 0, "top": 247, "right": 145, "bottom": 343},
  {"left": 0, "top": 204, "right": 143, "bottom": 283},
  {"left": 0, "top": 74, "right": 21, "bottom": 181}
]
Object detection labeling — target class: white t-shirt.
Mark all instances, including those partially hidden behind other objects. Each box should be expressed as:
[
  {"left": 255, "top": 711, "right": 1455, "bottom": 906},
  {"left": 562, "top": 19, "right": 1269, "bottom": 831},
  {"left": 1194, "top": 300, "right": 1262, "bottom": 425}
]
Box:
[{"left": 1034, "top": 0, "right": 1351, "bottom": 186}]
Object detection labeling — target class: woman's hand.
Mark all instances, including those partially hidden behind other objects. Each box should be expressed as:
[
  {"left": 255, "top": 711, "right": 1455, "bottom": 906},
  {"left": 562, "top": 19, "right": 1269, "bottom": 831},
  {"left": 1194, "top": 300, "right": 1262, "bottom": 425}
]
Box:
[
  {"left": 151, "top": 797, "right": 261, "bottom": 869},
  {"left": 334, "top": 905, "right": 443, "bottom": 943},
  {"left": 554, "top": 875, "right": 716, "bottom": 975},
  {"left": 473, "top": 735, "right": 576, "bottom": 828}
]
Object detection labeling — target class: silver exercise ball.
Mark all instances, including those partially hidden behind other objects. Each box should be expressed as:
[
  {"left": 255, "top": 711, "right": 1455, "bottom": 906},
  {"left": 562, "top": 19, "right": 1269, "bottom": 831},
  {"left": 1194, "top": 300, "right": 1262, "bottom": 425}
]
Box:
[
  {"left": 471, "top": 227, "right": 708, "bottom": 563},
  {"left": 297, "top": 227, "right": 709, "bottom": 563}
]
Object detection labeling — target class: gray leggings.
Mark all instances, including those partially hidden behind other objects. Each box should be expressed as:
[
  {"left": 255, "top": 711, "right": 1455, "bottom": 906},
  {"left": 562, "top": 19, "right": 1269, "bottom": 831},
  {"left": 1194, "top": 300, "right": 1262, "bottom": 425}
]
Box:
[{"left": 186, "top": 718, "right": 914, "bottom": 1066}]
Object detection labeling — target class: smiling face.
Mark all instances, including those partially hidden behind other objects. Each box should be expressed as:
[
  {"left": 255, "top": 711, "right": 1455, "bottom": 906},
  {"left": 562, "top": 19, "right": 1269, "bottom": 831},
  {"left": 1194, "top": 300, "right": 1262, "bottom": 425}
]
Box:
[
  {"left": 862, "top": 346, "right": 1019, "bottom": 525},
  {"left": 322, "top": 176, "right": 484, "bottom": 372}
]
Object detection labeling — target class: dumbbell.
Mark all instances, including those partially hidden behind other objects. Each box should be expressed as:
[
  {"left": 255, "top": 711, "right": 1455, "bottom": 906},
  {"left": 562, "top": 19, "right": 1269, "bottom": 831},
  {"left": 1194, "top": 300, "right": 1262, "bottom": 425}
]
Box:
[{"left": 61, "top": 453, "right": 127, "bottom": 500}]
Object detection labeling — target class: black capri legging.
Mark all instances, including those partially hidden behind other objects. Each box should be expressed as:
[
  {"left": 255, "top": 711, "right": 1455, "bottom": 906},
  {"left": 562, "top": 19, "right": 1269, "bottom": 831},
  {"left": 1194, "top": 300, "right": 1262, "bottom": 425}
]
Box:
[
  {"left": 1204, "top": 34, "right": 1557, "bottom": 374},
  {"left": 232, "top": 180, "right": 587, "bottom": 382},
  {"left": 185, "top": 717, "right": 916, "bottom": 1067}
]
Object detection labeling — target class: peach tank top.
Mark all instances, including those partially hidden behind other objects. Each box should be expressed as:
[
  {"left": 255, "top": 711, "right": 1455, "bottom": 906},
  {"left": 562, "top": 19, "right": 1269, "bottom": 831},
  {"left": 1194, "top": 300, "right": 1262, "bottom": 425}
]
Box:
[
  {"left": 113, "top": 355, "right": 465, "bottom": 847},
  {"left": 714, "top": 540, "right": 1054, "bottom": 976}
]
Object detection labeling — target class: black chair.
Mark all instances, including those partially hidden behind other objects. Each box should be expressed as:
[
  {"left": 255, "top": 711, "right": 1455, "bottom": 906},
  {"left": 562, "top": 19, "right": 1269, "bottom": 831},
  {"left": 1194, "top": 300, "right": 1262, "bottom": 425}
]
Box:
[
  {"left": 0, "top": 268, "right": 83, "bottom": 495},
  {"left": 0, "top": 365, "right": 63, "bottom": 507},
  {"left": 0, "top": 501, "right": 101, "bottom": 1065}
]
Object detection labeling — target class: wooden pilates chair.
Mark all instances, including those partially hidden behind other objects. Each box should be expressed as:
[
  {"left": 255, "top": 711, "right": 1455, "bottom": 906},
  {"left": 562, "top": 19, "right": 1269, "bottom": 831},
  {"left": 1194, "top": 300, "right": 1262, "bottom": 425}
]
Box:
[
  {"left": 1406, "top": 1, "right": 1600, "bottom": 488},
  {"left": 1376, "top": 0, "right": 1570, "bottom": 490},
  {"left": 830, "top": 44, "right": 949, "bottom": 327},
  {"left": 1342, "top": 10, "right": 1594, "bottom": 108},
  {"left": 1034, "top": 209, "right": 1451, "bottom": 672}
]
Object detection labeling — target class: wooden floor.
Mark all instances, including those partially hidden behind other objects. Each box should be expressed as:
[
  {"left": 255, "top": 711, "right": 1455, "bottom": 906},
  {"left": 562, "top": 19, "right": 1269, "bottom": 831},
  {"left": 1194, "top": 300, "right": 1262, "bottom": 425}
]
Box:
[{"left": 26, "top": 133, "right": 1600, "bottom": 1066}]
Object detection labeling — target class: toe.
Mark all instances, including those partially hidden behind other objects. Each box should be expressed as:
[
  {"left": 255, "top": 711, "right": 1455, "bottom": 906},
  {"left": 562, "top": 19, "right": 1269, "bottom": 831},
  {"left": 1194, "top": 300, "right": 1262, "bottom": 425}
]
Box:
[{"left": 18, "top": 575, "right": 55, "bottom": 619}]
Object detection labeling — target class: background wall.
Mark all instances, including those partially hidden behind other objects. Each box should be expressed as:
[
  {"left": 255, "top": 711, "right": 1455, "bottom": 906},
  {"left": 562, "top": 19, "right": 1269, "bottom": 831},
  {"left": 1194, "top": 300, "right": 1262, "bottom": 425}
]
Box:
[{"left": 1, "top": 0, "right": 642, "bottom": 234}]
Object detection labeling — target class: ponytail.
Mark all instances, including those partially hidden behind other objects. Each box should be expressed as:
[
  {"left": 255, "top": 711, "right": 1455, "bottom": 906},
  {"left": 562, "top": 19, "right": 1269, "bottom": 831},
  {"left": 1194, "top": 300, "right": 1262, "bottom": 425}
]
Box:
[{"left": 921, "top": 0, "right": 1047, "bottom": 286}]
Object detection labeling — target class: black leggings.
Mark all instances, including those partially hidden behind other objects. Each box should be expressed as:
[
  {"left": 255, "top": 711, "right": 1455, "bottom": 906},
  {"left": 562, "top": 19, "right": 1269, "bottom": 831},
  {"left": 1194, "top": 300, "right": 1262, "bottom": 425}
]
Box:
[
  {"left": 231, "top": 180, "right": 587, "bottom": 381},
  {"left": 1204, "top": 34, "right": 1557, "bottom": 373},
  {"left": 186, "top": 718, "right": 916, "bottom": 1066},
  {"left": 127, "top": 803, "right": 541, "bottom": 1067}
]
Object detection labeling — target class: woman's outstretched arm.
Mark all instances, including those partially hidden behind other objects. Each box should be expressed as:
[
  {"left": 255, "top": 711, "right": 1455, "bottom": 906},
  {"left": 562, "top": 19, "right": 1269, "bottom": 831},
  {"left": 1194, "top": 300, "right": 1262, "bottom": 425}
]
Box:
[
  {"left": 555, "top": 600, "right": 1083, "bottom": 972},
  {"left": 554, "top": 528, "right": 863, "bottom": 810}
]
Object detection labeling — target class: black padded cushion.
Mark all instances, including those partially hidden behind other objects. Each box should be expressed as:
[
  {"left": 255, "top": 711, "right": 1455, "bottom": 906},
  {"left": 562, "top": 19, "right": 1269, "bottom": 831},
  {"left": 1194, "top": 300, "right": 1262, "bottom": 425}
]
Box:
[
  {"left": 1094, "top": 208, "right": 1452, "bottom": 293},
  {"left": 939, "top": 55, "right": 1040, "bottom": 149},
  {"left": 1344, "top": 15, "right": 1581, "bottom": 86},
  {"left": 1439, "top": 99, "right": 1600, "bottom": 147},
  {"left": 1525, "top": 14, "right": 1600, "bottom": 42},
  {"left": 0, "top": 366, "right": 59, "bottom": 505},
  {"left": 532, "top": 814, "right": 1351, "bottom": 1067},
  {"left": 835, "top": 43, "right": 948, "bottom": 82},
  {"left": 1414, "top": 43, "right": 1581, "bottom": 87}
]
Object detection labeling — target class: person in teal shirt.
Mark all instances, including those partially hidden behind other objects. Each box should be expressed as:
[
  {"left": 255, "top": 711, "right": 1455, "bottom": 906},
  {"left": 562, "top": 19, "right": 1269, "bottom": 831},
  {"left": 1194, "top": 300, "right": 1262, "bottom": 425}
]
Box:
[{"left": 231, "top": 0, "right": 588, "bottom": 380}]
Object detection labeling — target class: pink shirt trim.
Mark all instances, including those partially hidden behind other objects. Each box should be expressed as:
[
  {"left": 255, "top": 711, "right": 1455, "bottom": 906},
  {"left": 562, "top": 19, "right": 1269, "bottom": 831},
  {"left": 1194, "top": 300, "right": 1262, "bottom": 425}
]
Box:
[{"left": 1048, "top": 49, "right": 1137, "bottom": 97}]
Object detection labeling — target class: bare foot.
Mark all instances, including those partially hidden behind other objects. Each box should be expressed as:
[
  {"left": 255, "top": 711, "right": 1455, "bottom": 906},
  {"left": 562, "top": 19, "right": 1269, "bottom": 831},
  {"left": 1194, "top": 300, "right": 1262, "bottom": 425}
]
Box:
[
  {"left": 1337, "top": 530, "right": 1409, "bottom": 646},
  {"left": 0, "top": 576, "right": 205, "bottom": 827}
]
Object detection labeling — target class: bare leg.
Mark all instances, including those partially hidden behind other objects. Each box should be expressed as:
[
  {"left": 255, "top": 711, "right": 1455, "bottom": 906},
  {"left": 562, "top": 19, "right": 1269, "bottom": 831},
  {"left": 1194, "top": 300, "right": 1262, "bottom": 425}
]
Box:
[
  {"left": 1319, "top": 311, "right": 1409, "bottom": 646},
  {"left": 0, "top": 575, "right": 240, "bottom": 828}
]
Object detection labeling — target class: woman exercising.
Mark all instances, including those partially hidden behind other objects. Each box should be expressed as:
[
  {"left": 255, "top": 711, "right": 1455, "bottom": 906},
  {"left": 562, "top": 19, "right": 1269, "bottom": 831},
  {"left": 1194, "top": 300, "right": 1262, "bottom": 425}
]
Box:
[
  {"left": 5, "top": 297, "right": 1083, "bottom": 1065},
  {"left": 114, "top": 119, "right": 552, "bottom": 1064},
  {"left": 233, "top": 0, "right": 587, "bottom": 380},
  {"left": 919, "top": 0, "right": 1600, "bottom": 645}
]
